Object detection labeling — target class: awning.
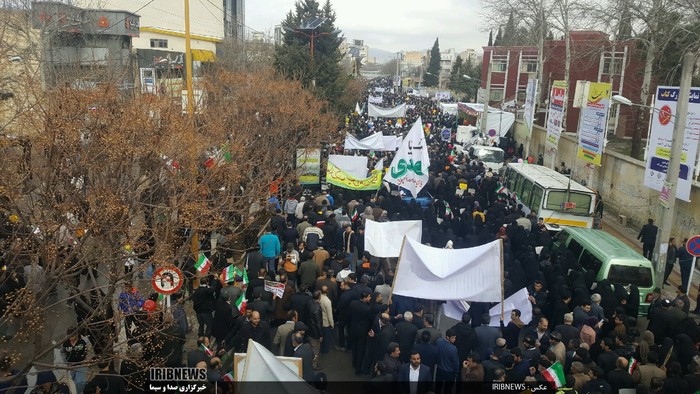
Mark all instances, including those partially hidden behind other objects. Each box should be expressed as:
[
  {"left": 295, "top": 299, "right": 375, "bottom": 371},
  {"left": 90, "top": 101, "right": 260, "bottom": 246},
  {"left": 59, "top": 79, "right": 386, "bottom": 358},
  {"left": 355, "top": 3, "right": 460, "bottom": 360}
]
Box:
[{"left": 191, "top": 49, "right": 216, "bottom": 62}]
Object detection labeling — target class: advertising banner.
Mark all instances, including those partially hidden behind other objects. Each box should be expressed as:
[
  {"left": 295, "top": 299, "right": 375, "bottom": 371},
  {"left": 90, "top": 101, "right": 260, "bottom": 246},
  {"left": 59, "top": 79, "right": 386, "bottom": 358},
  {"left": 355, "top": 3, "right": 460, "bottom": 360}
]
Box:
[
  {"left": 296, "top": 148, "right": 321, "bottom": 185},
  {"left": 545, "top": 81, "right": 567, "bottom": 150},
  {"left": 644, "top": 86, "right": 700, "bottom": 201},
  {"left": 577, "top": 82, "right": 611, "bottom": 166},
  {"left": 524, "top": 78, "right": 538, "bottom": 134}
]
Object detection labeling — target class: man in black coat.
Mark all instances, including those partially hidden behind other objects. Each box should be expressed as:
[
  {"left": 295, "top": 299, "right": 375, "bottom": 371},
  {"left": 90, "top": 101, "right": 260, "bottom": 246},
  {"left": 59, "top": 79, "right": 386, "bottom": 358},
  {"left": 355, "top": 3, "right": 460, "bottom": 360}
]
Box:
[
  {"left": 292, "top": 332, "right": 315, "bottom": 382},
  {"left": 190, "top": 277, "right": 216, "bottom": 338},
  {"left": 398, "top": 353, "right": 432, "bottom": 394},
  {"left": 286, "top": 284, "right": 313, "bottom": 325},
  {"left": 396, "top": 312, "right": 418, "bottom": 363},
  {"left": 451, "top": 312, "right": 477, "bottom": 363},
  {"left": 374, "top": 313, "right": 398, "bottom": 364},
  {"left": 350, "top": 291, "right": 372, "bottom": 375},
  {"left": 248, "top": 288, "right": 273, "bottom": 323},
  {"left": 607, "top": 357, "right": 634, "bottom": 392},
  {"left": 637, "top": 218, "right": 658, "bottom": 260},
  {"left": 647, "top": 299, "right": 672, "bottom": 344},
  {"left": 211, "top": 294, "right": 236, "bottom": 346},
  {"left": 232, "top": 311, "right": 272, "bottom": 352}
]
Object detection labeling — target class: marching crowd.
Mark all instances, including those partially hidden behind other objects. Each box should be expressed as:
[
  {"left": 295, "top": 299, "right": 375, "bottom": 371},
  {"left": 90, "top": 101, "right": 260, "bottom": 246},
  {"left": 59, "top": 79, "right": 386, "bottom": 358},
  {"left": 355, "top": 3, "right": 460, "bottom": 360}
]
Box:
[{"left": 1, "top": 77, "right": 700, "bottom": 394}]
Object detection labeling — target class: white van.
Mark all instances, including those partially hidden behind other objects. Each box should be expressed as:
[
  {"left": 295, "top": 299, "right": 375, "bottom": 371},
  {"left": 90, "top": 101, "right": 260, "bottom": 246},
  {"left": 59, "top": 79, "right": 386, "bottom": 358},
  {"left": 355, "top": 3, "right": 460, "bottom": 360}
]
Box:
[{"left": 469, "top": 145, "right": 505, "bottom": 172}]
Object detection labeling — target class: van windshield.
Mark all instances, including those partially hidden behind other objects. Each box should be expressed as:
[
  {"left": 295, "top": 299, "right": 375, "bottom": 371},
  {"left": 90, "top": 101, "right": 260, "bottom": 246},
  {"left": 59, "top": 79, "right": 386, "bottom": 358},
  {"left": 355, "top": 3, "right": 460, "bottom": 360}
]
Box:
[
  {"left": 607, "top": 265, "right": 654, "bottom": 288},
  {"left": 472, "top": 148, "right": 504, "bottom": 163}
]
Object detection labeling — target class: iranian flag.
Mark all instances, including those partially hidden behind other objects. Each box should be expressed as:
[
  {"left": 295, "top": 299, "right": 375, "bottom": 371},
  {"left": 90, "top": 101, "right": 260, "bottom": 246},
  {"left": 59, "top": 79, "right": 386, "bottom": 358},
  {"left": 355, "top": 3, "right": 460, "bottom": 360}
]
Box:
[
  {"left": 235, "top": 292, "right": 247, "bottom": 314},
  {"left": 496, "top": 184, "right": 507, "bottom": 194},
  {"left": 195, "top": 253, "right": 211, "bottom": 274},
  {"left": 223, "top": 265, "right": 235, "bottom": 283},
  {"left": 350, "top": 207, "right": 359, "bottom": 222},
  {"left": 628, "top": 357, "right": 638, "bottom": 374},
  {"left": 199, "top": 343, "right": 214, "bottom": 357},
  {"left": 223, "top": 372, "right": 234, "bottom": 382},
  {"left": 542, "top": 361, "right": 566, "bottom": 388}
]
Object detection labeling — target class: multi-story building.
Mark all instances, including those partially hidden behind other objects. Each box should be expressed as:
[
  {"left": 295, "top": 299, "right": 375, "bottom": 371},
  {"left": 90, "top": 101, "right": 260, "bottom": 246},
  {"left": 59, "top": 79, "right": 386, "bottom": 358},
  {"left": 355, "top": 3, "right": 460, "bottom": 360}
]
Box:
[
  {"left": 31, "top": 1, "right": 140, "bottom": 89},
  {"left": 439, "top": 48, "right": 457, "bottom": 88},
  {"left": 481, "top": 31, "right": 646, "bottom": 137},
  {"left": 223, "top": 0, "right": 244, "bottom": 39},
  {"left": 71, "top": 0, "right": 224, "bottom": 95},
  {"left": 339, "top": 38, "right": 369, "bottom": 76}
]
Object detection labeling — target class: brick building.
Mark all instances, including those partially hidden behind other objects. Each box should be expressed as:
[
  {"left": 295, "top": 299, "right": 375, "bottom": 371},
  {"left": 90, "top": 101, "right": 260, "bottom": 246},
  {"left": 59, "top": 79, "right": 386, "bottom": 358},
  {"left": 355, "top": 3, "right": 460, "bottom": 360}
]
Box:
[{"left": 481, "top": 31, "right": 647, "bottom": 137}]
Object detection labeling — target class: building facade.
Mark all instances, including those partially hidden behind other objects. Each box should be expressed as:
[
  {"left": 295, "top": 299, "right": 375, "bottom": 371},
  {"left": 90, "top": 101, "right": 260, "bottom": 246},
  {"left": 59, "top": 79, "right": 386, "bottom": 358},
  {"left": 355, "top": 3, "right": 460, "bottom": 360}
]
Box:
[{"left": 481, "top": 31, "right": 646, "bottom": 137}]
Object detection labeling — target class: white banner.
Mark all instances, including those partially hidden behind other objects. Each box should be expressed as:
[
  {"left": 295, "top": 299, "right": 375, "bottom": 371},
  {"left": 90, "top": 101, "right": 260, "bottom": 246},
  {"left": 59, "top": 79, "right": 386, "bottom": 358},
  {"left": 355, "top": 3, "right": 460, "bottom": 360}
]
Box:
[
  {"left": 545, "top": 81, "right": 567, "bottom": 151},
  {"left": 381, "top": 135, "right": 403, "bottom": 151},
  {"left": 442, "top": 287, "right": 532, "bottom": 327},
  {"left": 524, "top": 78, "right": 538, "bottom": 134},
  {"left": 368, "top": 103, "right": 407, "bottom": 118},
  {"left": 364, "top": 220, "right": 422, "bottom": 258},
  {"left": 355, "top": 102, "right": 362, "bottom": 114},
  {"left": 328, "top": 155, "right": 368, "bottom": 179},
  {"left": 644, "top": 86, "right": 700, "bottom": 201},
  {"left": 439, "top": 103, "right": 458, "bottom": 116},
  {"left": 384, "top": 117, "right": 430, "bottom": 197},
  {"left": 264, "top": 280, "right": 286, "bottom": 299},
  {"left": 435, "top": 91, "right": 452, "bottom": 101},
  {"left": 368, "top": 95, "right": 383, "bottom": 104},
  {"left": 344, "top": 133, "right": 384, "bottom": 151},
  {"left": 374, "top": 87, "right": 385, "bottom": 93},
  {"left": 393, "top": 237, "right": 502, "bottom": 302}
]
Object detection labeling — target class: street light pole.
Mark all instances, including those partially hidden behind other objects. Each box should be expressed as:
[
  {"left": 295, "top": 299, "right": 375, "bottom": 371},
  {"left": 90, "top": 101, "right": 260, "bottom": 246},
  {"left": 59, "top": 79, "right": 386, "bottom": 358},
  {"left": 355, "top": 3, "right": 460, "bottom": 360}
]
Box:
[
  {"left": 654, "top": 52, "right": 696, "bottom": 288},
  {"left": 481, "top": 58, "right": 492, "bottom": 138},
  {"left": 184, "top": 0, "right": 194, "bottom": 115}
]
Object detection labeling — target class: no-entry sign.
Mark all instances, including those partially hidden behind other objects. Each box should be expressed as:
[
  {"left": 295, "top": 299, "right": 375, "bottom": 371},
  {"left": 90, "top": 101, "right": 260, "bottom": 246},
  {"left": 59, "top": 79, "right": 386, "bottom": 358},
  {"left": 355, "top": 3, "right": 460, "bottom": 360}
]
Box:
[
  {"left": 687, "top": 235, "right": 700, "bottom": 257},
  {"left": 152, "top": 266, "right": 184, "bottom": 295}
]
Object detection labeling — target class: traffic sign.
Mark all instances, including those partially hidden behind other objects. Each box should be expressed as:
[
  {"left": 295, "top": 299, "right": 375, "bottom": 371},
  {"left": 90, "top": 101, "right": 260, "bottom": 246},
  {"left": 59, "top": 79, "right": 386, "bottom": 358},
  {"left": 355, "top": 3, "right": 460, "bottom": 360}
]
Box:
[
  {"left": 152, "top": 266, "right": 184, "bottom": 295},
  {"left": 687, "top": 235, "right": 700, "bottom": 257}
]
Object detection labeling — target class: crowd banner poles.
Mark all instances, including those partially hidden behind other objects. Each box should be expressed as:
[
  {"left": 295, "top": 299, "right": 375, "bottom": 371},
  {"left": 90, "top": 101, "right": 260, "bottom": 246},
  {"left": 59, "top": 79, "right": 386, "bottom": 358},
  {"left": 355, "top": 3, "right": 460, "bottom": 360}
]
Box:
[
  {"left": 500, "top": 238, "right": 505, "bottom": 321},
  {"left": 388, "top": 236, "right": 407, "bottom": 306}
]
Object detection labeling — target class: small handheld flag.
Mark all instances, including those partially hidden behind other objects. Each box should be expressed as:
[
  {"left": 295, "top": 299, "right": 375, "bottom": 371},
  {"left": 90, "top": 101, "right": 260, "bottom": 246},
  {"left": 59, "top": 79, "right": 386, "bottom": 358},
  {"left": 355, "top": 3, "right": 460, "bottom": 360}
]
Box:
[{"left": 195, "top": 253, "right": 212, "bottom": 274}]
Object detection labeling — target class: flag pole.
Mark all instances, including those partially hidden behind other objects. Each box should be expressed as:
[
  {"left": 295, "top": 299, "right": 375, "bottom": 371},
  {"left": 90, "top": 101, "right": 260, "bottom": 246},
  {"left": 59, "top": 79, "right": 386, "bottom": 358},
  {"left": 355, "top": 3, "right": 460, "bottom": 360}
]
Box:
[
  {"left": 388, "top": 235, "right": 407, "bottom": 306},
  {"left": 500, "top": 238, "right": 505, "bottom": 321}
]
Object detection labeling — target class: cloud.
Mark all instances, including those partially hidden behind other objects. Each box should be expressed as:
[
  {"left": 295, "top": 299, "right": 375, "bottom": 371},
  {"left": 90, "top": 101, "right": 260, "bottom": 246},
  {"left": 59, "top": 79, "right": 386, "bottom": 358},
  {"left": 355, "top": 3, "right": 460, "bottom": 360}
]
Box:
[{"left": 246, "top": 0, "right": 488, "bottom": 55}]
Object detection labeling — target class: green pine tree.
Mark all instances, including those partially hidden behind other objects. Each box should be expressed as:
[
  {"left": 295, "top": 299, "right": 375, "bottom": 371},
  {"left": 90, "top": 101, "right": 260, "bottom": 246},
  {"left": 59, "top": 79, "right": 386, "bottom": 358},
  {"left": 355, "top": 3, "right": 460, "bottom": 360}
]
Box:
[
  {"left": 488, "top": 30, "right": 493, "bottom": 46},
  {"left": 274, "top": 0, "right": 347, "bottom": 110},
  {"left": 425, "top": 37, "right": 441, "bottom": 87}
]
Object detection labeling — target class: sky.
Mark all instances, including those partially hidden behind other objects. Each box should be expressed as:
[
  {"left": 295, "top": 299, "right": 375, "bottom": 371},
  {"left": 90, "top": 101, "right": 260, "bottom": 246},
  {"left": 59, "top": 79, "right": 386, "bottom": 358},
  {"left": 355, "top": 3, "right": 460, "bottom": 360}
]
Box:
[{"left": 245, "top": 0, "right": 489, "bottom": 55}]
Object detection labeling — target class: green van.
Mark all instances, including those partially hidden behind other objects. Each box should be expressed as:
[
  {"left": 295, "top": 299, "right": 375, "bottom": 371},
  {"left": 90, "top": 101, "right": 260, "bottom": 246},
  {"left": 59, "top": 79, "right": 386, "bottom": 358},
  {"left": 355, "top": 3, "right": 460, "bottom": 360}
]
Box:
[{"left": 552, "top": 227, "right": 656, "bottom": 316}]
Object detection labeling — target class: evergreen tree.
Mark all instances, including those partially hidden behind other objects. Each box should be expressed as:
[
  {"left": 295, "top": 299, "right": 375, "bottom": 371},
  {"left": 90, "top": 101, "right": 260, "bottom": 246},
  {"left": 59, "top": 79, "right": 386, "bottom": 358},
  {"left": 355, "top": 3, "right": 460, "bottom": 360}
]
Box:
[
  {"left": 503, "top": 12, "right": 516, "bottom": 45},
  {"left": 274, "top": 0, "right": 346, "bottom": 110},
  {"left": 448, "top": 55, "right": 466, "bottom": 92},
  {"left": 494, "top": 27, "right": 503, "bottom": 46},
  {"left": 424, "top": 37, "right": 441, "bottom": 87},
  {"left": 547, "top": 30, "right": 554, "bottom": 40},
  {"left": 488, "top": 30, "right": 493, "bottom": 46}
]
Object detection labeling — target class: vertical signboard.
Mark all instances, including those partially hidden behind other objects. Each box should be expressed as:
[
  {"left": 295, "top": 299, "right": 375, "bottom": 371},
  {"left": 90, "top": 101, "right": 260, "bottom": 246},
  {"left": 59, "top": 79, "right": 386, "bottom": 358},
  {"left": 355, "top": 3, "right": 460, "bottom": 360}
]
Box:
[
  {"left": 296, "top": 148, "right": 321, "bottom": 185},
  {"left": 545, "top": 80, "right": 567, "bottom": 150},
  {"left": 577, "top": 82, "right": 611, "bottom": 166},
  {"left": 644, "top": 86, "right": 700, "bottom": 201},
  {"left": 523, "top": 78, "right": 538, "bottom": 133}
]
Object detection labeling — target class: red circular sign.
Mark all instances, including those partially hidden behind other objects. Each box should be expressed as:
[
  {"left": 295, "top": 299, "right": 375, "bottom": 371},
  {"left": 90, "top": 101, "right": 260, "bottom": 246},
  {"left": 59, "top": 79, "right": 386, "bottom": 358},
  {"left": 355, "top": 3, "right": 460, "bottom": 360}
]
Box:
[
  {"left": 687, "top": 235, "right": 700, "bottom": 257},
  {"left": 658, "top": 105, "right": 672, "bottom": 126},
  {"left": 151, "top": 266, "right": 184, "bottom": 295}
]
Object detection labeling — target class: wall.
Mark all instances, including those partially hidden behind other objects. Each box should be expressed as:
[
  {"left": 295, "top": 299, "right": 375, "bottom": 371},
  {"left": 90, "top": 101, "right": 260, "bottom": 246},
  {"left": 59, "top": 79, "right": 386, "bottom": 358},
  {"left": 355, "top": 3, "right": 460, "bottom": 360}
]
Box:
[{"left": 515, "top": 121, "right": 700, "bottom": 239}]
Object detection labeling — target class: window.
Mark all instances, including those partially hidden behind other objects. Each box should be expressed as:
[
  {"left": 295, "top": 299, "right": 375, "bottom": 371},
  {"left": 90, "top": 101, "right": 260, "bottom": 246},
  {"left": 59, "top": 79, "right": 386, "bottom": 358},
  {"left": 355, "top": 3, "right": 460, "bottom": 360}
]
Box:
[
  {"left": 567, "top": 239, "right": 584, "bottom": 260},
  {"left": 602, "top": 58, "right": 623, "bottom": 75},
  {"left": 579, "top": 250, "right": 603, "bottom": 274},
  {"left": 607, "top": 265, "right": 654, "bottom": 288},
  {"left": 545, "top": 191, "right": 593, "bottom": 215},
  {"left": 490, "top": 89, "right": 504, "bottom": 101},
  {"left": 493, "top": 60, "right": 507, "bottom": 72},
  {"left": 517, "top": 91, "right": 526, "bottom": 101},
  {"left": 521, "top": 60, "right": 537, "bottom": 73},
  {"left": 531, "top": 186, "right": 544, "bottom": 210},
  {"left": 507, "top": 172, "right": 519, "bottom": 191},
  {"left": 150, "top": 39, "right": 168, "bottom": 48},
  {"left": 520, "top": 179, "right": 533, "bottom": 206}
]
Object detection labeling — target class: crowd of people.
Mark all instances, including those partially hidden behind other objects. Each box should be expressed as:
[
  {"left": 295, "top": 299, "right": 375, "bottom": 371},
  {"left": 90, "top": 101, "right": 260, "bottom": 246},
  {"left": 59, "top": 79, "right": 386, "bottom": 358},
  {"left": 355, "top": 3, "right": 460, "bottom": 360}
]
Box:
[{"left": 1, "top": 76, "right": 700, "bottom": 394}]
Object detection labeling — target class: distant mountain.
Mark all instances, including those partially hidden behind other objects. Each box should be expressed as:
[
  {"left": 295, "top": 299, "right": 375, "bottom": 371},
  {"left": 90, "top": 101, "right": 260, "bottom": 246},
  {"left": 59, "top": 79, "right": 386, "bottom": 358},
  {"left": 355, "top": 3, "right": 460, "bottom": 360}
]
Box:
[{"left": 369, "top": 48, "right": 397, "bottom": 63}]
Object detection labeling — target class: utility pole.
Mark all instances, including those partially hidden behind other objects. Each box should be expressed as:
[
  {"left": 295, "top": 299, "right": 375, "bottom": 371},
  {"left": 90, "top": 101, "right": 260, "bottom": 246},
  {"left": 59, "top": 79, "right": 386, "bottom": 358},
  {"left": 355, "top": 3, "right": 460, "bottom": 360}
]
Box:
[
  {"left": 184, "top": 0, "right": 195, "bottom": 116},
  {"left": 654, "top": 52, "right": 696, "bottom": 286},
  {"left": 481, "top": 55, "right": 493, "bottom": 137}
]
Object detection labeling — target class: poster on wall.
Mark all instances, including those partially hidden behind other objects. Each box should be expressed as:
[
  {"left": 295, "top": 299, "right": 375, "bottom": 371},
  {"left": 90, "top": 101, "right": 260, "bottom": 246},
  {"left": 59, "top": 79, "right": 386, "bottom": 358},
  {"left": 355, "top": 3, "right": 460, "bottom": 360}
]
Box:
[
  {"left": 576, "top": 82, "right": 611, "bottom": 166},
  {"left": 296, "top": 148, "right": 321, "bottom": 185},
  {"left": 523, "top": 78, "right": 538, "bottom": 134},
  {"left": 643, "top": 86, "right": 700, "bottom": 202},
  {"left": 545, "top": 81, "right": 567, "bottom": 151}
]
